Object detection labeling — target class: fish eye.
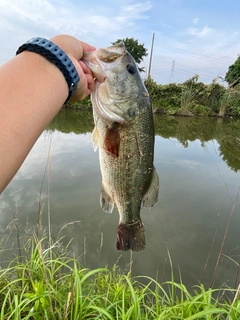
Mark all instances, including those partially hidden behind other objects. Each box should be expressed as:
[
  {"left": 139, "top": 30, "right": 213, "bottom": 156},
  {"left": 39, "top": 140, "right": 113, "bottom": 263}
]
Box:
[{"left": 126, "top": 64, "right": 137, "bottom": 75}]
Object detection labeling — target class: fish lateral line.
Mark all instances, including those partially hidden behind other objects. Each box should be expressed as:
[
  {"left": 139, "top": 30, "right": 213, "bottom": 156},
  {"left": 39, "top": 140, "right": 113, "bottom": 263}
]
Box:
[{"left": 134, "top": 132, "right": 143, "bottom": 158}]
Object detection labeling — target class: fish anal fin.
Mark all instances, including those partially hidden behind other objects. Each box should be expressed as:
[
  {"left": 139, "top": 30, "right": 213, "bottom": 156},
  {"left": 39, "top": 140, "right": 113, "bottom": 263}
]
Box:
[
  {"left": 104, "top": 122, "right": 120, "bottom": 157},
  {"left": 116, "top": 221, "right": 145, "bottom": 252},
  {"left": 142, "top": 167, "right": 159, "bottom": 208},
  {"left": 92, "top": 126, "right": 99, "bottom": 151},
  {"left": 100, "top": 184, "right": 114, "bottom": 214}
]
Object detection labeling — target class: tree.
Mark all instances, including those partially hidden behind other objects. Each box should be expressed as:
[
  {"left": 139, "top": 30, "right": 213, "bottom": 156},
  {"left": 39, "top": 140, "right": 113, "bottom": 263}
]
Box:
[
  {"left": 112, "top": 37, "right": 148, "bottom": 71},
  {"left": 225, "top": 55, "right": 240, "bottom": 87}
]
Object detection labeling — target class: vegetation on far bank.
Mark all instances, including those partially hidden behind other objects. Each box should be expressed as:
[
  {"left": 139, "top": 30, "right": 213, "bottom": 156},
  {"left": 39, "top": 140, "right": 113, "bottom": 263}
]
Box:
[
  {"left": 65, "top": 75, "right": 240, "bottom": 118},
  {"left": 145, "top": 76, "right": 240, "bottom": 117},
  {"left": 66, "top": 36, "right": 240, "bottom": 117}
]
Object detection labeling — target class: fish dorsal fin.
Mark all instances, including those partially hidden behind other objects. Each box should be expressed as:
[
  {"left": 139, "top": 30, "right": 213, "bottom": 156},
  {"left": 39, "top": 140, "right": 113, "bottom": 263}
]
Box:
[
  {"left": 142, "top": 167, "right": 159, "bottom": 208},
  {"left": 100, "top": 183, "right": 114, "bottom": 214},
  {"left": 92, "top": 126, "right": 99, "bottom": 151}
]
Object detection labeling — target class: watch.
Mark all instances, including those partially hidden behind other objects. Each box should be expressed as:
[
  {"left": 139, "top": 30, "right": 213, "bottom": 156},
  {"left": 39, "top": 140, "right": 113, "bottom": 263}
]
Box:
[{"left": 16, "top": 37, "right": 80, "bottom": 103}]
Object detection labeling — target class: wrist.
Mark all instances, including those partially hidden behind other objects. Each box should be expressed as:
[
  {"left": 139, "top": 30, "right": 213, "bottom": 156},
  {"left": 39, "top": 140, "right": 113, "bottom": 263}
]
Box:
[{"left": 16, "top": 37, "right": 80, "bottom": 103}]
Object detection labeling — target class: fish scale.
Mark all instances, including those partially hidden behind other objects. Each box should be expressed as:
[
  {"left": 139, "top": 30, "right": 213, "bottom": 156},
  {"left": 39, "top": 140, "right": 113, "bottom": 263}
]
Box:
[{"left": 83, "top": 43, "right": 159, "bottom": 251}]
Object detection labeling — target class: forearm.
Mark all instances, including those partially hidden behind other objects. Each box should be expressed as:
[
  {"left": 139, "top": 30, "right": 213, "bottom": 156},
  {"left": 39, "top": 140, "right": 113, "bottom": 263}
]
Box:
[{"left": 0, "top": 51, "right": 69, "bottom": 192}]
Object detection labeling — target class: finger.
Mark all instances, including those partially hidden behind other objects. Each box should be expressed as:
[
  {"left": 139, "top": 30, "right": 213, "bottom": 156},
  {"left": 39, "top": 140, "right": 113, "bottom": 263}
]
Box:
[
  {"left": 51, "top": 35, "right": 96, "bottom": 61},
  {"left": 79, "top": 41, "right": 96, "bottom": 52},
  {"left": 79, "top": 60, "right": 92, "bottom": 75},
  {"left": 85, "top": 73, "right": 95, "bottom": 93}
]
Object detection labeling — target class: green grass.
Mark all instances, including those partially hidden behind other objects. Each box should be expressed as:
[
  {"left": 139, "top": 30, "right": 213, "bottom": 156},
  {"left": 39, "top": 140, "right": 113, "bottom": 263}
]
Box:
[{"left": 1, "top": 237, "right": 240, "bottom": 319}]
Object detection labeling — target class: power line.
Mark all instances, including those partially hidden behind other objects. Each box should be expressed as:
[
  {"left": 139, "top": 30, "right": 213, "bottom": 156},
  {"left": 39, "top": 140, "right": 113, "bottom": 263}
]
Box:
[{"left": 153, "top": 41, "right": 232, "bottom": 65}]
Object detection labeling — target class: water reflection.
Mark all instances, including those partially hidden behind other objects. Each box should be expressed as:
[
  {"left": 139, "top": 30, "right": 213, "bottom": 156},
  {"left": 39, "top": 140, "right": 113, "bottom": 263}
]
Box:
[
  {"left": 49, "top": 110, "right": 240, "bottom": 172},
  {"left": 1, "top": 109, "right": 240, "bottom": 290},
  {"left": 48, "top": 108, "right": 94, "bottom": 134},
  {"left": 154, "top": 116, "right": 240, "bottom": 172}
]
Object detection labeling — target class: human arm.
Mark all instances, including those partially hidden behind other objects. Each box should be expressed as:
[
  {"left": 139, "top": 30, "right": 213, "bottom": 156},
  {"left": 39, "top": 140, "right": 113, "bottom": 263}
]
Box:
[{"left": 0, "top": 35, "right": 95, "bottom": 193}]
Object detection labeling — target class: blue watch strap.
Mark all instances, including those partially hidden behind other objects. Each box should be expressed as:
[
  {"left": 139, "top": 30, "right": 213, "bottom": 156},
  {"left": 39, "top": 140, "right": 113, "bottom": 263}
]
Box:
[{"left": 16, "top": 37, "right": 80, "bottom": 103}]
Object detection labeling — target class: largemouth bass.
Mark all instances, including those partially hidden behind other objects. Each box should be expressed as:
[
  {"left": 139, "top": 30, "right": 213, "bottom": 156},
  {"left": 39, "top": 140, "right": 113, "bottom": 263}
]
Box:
[{"left": 83, "top": 43, "right": 159, "bottom": 251}]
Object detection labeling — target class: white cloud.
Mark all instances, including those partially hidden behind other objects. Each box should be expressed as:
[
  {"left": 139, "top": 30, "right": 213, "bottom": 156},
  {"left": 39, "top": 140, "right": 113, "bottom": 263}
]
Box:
[
  {"left": 121, "top": 1, "right": 152, "bottom": 17},
  {"left": 174, "top": 159, "right": 203, "bottom": 169},
  {"left": 0, "top": 0, "right": 152, "bottom": 43},
  {"left": 0, "top": 0, "right": 240, "bottom": 85},
  {"left": 187, "top": 25, "right": 212, "bottom": 38},
  {"left": 193, "top": 18, "right": 199, "bottom": 24}
]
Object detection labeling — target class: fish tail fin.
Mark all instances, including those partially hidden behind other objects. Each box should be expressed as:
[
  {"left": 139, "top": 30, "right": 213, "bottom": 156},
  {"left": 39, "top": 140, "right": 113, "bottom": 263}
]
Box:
[{"left": 116, "top": 221, "right": 145, "bottom": 252}]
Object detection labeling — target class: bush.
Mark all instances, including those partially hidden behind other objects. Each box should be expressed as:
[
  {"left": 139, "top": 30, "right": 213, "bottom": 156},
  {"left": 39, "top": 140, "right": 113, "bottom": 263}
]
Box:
[{"left": 145, "top": 76, "right": 236, "bottom": 117}]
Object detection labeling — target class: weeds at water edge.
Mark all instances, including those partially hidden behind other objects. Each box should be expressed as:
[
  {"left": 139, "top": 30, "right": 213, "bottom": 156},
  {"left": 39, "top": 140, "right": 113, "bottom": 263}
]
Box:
[{"left": 0, "top": 236, "right": 240, "bottom": 319}]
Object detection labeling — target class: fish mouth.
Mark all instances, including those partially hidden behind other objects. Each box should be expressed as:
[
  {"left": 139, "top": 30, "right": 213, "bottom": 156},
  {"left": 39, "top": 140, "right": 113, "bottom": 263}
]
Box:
[
  {"left": 82, "top": 42, "right": 126, "bottom": 82},
  {"left": 96, "top": 48, "right": 124, "bottom": 63},
  {"left": 97, "top": 42, "right": 126, "bottom": 63}
]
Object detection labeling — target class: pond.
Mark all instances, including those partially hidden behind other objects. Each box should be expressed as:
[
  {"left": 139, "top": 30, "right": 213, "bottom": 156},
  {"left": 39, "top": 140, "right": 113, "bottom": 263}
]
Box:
[{"left": 1, "top": 109, "right": 240, "bottom": 290}]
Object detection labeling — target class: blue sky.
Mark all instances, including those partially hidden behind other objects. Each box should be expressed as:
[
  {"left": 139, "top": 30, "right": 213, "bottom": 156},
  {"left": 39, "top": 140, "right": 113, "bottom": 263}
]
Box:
[{"left": 1, "top": 0, "right": 240, "bottom": 85}]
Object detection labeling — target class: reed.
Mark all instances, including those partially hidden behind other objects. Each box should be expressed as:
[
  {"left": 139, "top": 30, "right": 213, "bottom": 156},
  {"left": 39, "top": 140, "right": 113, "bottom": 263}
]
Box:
[
  {"left": 180, "top": 88, "right": 194, "bottom": 115},
  {"left": 218, "top": 93, "right": 231, "bottom": 117}
]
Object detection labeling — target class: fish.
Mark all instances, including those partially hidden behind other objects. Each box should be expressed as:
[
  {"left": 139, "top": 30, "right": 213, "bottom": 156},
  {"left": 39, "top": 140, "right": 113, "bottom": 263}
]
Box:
[{"left": 83, "top": 42, "right": 159, "bottom": 251}]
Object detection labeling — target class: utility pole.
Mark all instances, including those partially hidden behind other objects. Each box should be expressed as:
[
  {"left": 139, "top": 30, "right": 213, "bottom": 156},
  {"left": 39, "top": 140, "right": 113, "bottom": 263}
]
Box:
[
  {"left": 170, "top": 60, "right": 175, "bottom": 83},
  {"left": 148, "top": 32, "right": 155, "bottom": 79}
]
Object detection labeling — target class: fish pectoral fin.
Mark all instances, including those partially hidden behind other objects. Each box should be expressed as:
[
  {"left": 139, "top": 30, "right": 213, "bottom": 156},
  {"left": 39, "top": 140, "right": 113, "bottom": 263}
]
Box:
[
  {"left": 104, "top": 122, "right": 120, "bottom": 157},
  {"left": 100, "top": 184, "right": 114, "bottom": 214},
  {"left": 142, "top": 167, "right": 159, "bottom": 208},
  {"left": 92, "top": 126, "right": 99, "bottom": 151}
]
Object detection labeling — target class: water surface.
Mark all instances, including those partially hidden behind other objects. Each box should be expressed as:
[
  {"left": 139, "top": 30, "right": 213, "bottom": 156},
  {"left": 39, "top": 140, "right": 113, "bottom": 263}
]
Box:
[{"left": 1, "top": 110, "right": 240, "bottom": 289}]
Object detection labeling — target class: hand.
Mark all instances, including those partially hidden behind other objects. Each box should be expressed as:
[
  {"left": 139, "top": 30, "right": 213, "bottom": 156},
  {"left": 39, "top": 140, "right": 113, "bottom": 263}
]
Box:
[{"left": 50, "top": 35, "right": 96, "bottom": 101}]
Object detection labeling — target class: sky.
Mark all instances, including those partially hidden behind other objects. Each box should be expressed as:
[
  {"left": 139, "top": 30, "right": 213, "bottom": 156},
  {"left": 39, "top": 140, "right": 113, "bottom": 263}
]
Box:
[{"left": 1, "top": 0, "right": 240, "bottom": 85}]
